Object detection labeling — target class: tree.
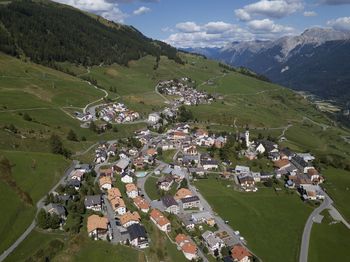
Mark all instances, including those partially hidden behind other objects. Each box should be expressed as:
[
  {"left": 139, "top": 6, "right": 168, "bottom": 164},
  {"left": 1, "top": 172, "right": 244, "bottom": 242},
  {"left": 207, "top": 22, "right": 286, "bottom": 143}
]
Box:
[
  {"left": 37, "top": 209, "right": 49, "bottom": 229},
  {"left": 50, "top": 134, "right": 63, "bottom": 155},
  {"left": 49, "top": 213, "right": 61, "bottom": 229},
  {"left": 67, "top": 129, "right": 78, "bottom": 141},
  {"left": 179, "top": 178, "right": 188, "bottom": 189},
  {"left": 157, "top": 147, "right": 163, "bottom": 156}
]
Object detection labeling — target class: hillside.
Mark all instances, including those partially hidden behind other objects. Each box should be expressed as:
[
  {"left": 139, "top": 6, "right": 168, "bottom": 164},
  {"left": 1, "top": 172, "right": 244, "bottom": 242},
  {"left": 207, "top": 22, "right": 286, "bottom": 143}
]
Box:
[
  {"left": 185, "top": 28, "right": 350, "bottom": 104},
  {"left": 0, "top": 0, "right": 181, "bottom": 66}
]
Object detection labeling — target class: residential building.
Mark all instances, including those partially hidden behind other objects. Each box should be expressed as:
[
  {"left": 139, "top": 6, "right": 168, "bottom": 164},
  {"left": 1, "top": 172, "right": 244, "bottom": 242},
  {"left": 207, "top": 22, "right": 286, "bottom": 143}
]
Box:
[
  {"left": 121, "top": 173, "right": 133, "bottom": 184},
  {"left": 150, "top": 209, "right": 171, "bottom": 232},
  {"left": 110, "top": 197, "right": 126, "bottom": 215},
  {"left": 44, "top": 203, "right": 66, "bottom": 220},
  {"left": 133, "top": 196, "right": 150, "bottom": 213},
  {"left": 157, "top": 175, "right": 174, "bottom": 191},
  {"left": 191, "top": 211, "right": 215, "bottom": 226},
  {"left": 84, "top": 195, "right": 102, "bottom": 212},
  {"left": 174, "top": 188, "right": 193, "bottom": 201},
  {"left": 87, "top": 214, "right": 110, "bottom": 240},
  {"left": 161, "top": 195, "right": 179, "bottom": 214},
  {"left": 148, "top": 113, "right": 161, "bottom": 123},
  {"left": 99, "top": 176, "right": 112, "bottom": 190},
  {"left": 202, "top": 231, "right": 225, "bottom": 255},
  {"left": 181, "top": 195, "right": 201, "bottom": 209},
  {"left": 231, "top": 245, "right": 252, "bottom": 262},
  {"left": 125, "top": 183, "right": 138, "bottom": 199},
  {"left": 127, "top": 224, "right": 149, "bottom": 249},
  {"left": 175, "top": 234, "right": 198, "bottom": 260},
  {"left": 120, "top": 211, "right": 141, "bottom": 228},
  {"left": 114, "top": 158, "right": 130, "bottom": 173}
]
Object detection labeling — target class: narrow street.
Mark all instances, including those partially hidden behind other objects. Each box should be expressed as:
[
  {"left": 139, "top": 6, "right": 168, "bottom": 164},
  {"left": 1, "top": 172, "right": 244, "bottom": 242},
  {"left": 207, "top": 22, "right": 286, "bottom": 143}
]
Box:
[{"left": 102, "top": 195, "right": 122, "bottom": 244}]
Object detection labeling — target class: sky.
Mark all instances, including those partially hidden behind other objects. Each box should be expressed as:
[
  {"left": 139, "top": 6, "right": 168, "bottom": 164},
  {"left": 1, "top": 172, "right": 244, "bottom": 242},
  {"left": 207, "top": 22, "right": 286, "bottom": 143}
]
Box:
[{"left": 53, "top": 0, "right": 350, "bottom": 48}]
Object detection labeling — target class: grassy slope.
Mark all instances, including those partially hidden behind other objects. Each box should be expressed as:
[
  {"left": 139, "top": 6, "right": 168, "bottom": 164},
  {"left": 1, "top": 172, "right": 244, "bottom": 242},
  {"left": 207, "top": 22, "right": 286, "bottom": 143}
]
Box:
[
  {"left": 309, "top": 212, "right": 350, "bottom": 262},
  {"left": 194, "top": 176, "right": 312, "bottom": 262},
  {"left": 0, "top": 150, "right": 69, "bottom": 254}
]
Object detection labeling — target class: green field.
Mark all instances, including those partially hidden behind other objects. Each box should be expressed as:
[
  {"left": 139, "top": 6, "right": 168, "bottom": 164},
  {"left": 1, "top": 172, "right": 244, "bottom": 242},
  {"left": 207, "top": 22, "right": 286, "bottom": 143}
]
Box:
[
  {"left": 309, "top": 211, "right": 350, "bottom": 262},
  {"left": 194, "top": 176, "right": 312, "bottom": 262},
  {"left": 144, "top": 175, "right": 178, "bottom": 201},
  {"left": 0, "top": 150, "right": 69, "bottom": 254},
  {"left": 322, "top": 168, "right": 350, "bottom": 222}
]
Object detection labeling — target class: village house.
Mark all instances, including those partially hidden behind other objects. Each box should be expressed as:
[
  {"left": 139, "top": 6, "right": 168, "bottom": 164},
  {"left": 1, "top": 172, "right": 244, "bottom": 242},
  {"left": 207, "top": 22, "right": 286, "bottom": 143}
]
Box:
[
  {"left": 99, "top": 167, "right": 113, "bottom": 177},
  {"left": 215, "top": 136, "right": 226, "bottom": 148},
  {"left": 201, "top": 158, "right": 219, "bottom": 170},
  {"left": 202, "top": 231, "right": 225, "bottom": 256},
  {"left": 99, "top": 176, "right": 112, "bottom": 191},
  {"left": 195, "top": 129, "right": 208, "bottom": 139},
  {"left": 175, "top": 234, "right": 198, "bottom": 260},
  {"left": 175, "top": 188, "right": 193, "bottom": 201},
  {"left": 67, "top": 179, "right": 81, "bottom": 191},
  {"left": 178, "top": 214, "right": 195, "bottom": 231},
  {"left": 291, "top": 155, "right": 312, "bottom": 174},
  {"left": 157, "top": 175, "right": 174, "bottom": 191},
  {"left": 133, "top": 157, "right": 145, "bottom": 169},
  {"left": 307, "top": 168, "right": 324, "bottom": 184},
  {"left": 133, "top": 196, "right": 150, "bottom": 213},
  {"left": 148, "top": 113, "right": 161, "bottom": 123},
  {"left": 181, "top": 195, "right": 201, "bottom": 210},
  {"left": 121, "top": 173, "right": 133, "bottom": 184},
  {"left": 114, "top": 158, "right": 130, "bottom": 173},
  {"left": 237, "top": 174, "right": 256, "bottom": 192},
  {"left": 110, "top": 197, "right": 126, "bottom": 216},
  {"left": 87, "top": 214, "right": 111, "bottom": 241},
  {"left": 235, "top": 165, "right": 250, "bottom": 174},
  {"left": 231, "top": 244, "right": 252, "bottom": 262},
  {"left": 84, "top": 195, "right": 102, "bottom": 212},
  {"left": 125, "top": 183, "right": 139, "bottom": 199},
  {"left": 191, "top": 211, "right": 216, "bottom": 226},
  {"left": 183, "top": 145, "right": 198, "bottom": 155},
  {"left": 150, "top": 209, "right": 171, "bottom": 232},
  {"left": 69, "top": 169, "right": 85, "bottom": 181},
  {"left": 127, "top": 223, "right": 149, "bottom": 249},
  {"left": 188, "top": 167, "right": 205, "bottom": 176},
  {"left": 44, "top": 203, "right": 66, "bottom": 221},
  {"left": 161, "top": 195, "right": 179, "bottom": 214},
  {"left": 108, "top": 187, "right": 122, "bottom": 200},
  {"left": 120, "top": 211, "right": 141, "bottom": 228}
]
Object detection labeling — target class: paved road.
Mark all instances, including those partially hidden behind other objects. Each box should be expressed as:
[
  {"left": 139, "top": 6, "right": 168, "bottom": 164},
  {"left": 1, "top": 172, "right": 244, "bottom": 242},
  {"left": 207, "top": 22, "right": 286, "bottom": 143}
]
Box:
[
  {"left": 102, "top": 195, "right": 122, "bottom": 243},
  {"left": 0, "top": 161, "right": 78, "bottom": 262},
  {"left": 299, "top": 191, "right": 333, "bottom": 262}
]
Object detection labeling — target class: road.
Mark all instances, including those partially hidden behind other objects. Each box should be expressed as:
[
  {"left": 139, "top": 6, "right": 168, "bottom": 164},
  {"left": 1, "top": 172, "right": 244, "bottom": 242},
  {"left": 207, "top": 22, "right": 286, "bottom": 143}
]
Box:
[
  {"left": 299, "top": 191, "right": 333, "bottom": 262},
  {"left": 102, "top": 195, "right": 122, "bottom": 244},
  {"left": 0, "top": 161, "right": 78, "bottom": 262}
]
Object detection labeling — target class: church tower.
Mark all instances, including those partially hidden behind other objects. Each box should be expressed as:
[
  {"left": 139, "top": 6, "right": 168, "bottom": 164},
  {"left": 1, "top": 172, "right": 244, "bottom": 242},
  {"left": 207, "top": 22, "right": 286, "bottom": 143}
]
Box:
[{"left": 245, "top": 129, "right": 250, "bottom": 147}]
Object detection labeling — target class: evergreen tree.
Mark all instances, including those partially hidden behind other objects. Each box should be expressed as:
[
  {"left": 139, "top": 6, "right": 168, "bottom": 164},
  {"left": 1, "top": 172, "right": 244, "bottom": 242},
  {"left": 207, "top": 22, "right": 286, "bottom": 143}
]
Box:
[
  {"left": 67, "top": 129, "right": 78, "bottom": 141},
  {"left": 50, "top": 134, "right": 63, "bottom": 155}
]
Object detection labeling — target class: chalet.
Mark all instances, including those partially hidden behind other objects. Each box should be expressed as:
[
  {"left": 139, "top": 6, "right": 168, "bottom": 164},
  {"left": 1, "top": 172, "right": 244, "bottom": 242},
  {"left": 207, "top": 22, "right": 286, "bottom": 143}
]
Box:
[
  {"left": 202, "top": 231, "right": 225, "bottom": 255},
  {"left": 99, "top": 176, "right": 112, "bottom": 190},
  {"left": 280, "top": 148, "right": 294, "bottom": 160},
  {"left": 307, "top": 168, "right": 324, "bottom": 184},
  {"left": 69, "top": 170, "right": 85, "bottom": 181},
  {"left": 114, "top": 158, "right": 130, "bottom": 173},
  {"left": 161, "top": 195, "right": 180, "bottom": 214},
  {"left": 231, "top": 244, "right": 252, "bottom": 262},
  {"left": 175, "top": 188, "right": 193, "bottom": 200},
  {"left": 235, "top": 165, "right": 250, "bottom": 174},
  {"left": 84, "top": 195, "right": 102, "bottom": 212},
  {"left": 127, "top": 223, "right": 149, "bottom": 249},
  {"left": 191, "top": 211, "right": 215, "bottom": 226},
  {"left": 120, "top": 211, "right": 141, "bottom": 228},
  {"left": 150, "top": 209, "right": 171, "bottom": 232},
  {"left": 110, "top": 197, "right": 126, "bottom": 215},
  {"left": 121, "top": 173, "right": 133, "bottom": 184},
  {"left": 195, "top": 129, "right": 208, "bottom": 139},
  {"left": 148, "top": 113, "right": 161, "bottom": 123},
  {"left": 87, "top": 215, "right": 111, "bottom": 240},
  {"left": 214, "top": 136, "right": 226, "bottom": 148},
  {"left": 183, "top": 145, "right": 198, "bottom": 155},
  {"left": 291, "top": 155, "right": 311, "bottom": 174},
  {"left": 201, "top": 159, "right": 219, "bottom": 170},
  {"left": 44, "top": 203, "right": 66, "bottom": 220},
  {"left": 175, "top": 234, "right": 198, "bottom": 260},
  {"left": 133, "top": 196, "right": 150, "bottom": 213},
  {"left": 67, "top": 179, "right": 81, "bottom": 191},
  {"left": 99, "top": 167, "right": 113, "bottom": 177},
  {"left": 133, "top": 157, "right": 145, "bottom": 169},
  {"left": 108, "top": 187, "right": 122, "bottom": 200},
  {"left": 125, "top": 183, "right": 138, "bottom": 199},
  {"left": 297, "top": 153, "right": 315, "bottom": 163},
  {"left": 181, "top": 196, "right": 201, "bottom": 209},
  {"left": 157, "top": 175, "right": 174, "bottom": 191},
  {"left": 188, "top": 167, "right": 205, "bottom": 176},
  {"left": 237, "top": 174, "right": 256, "bottom": 192}
]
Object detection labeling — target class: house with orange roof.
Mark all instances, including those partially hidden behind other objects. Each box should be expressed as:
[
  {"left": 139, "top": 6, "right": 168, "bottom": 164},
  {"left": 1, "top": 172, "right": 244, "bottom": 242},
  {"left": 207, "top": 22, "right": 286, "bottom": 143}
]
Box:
[
  {"left": 107, "top": 187, "right": 122, "bottom": 201},
  {"left": 231, "top": 244, "right": 252, "bottom": 262},
  {"left": 150, "top": 209, "right": 171, "bottom": 232},
  {"left": 146, "top": 148, "right": 158, "bottom": 157},
  {"left": 99, "top": 176, "right": 112, "bottom": 190},
  {"left": 87, "top": 214, "right": 111, "bottom": 240},
  {"left": 174, "top": 188, "right": 193, "bottom": 200},
  {"left": 125, "top": 183, "right": 138, "bottom": 198},
  {"left": 175, "top": 234, "right": 198, "bottom": 260},
  {"left": 307, "top": 168, "right": 324, "bottom": 184},
  {"left": 110, "top": 197, "right": 126, "bottom": 215},
  {"left": 99, "top": 167, "right": 113, "bottom": 177},
  {"left": 120, "top": 211, "right": 141, "bottom": 228},
  {"left": 133, "top": 196, "right": 150, "bottom": 213}
]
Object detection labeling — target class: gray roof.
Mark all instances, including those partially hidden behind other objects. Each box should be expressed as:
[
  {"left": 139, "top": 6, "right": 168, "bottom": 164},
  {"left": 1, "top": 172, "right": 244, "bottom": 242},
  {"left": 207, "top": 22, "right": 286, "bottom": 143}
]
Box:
[
  {"left": 161, "top": 195, "right": 178, "bottom": 208},
  {"left": 116, "top": 158, "right": 130, "bottom": 169},
  {"left": 127, "top": 224, "right": 147, "bottom": 240},
  {"left": 44, "top": 203, "right": 66, "bottom": 216},
  {"left": 181, "top": 195, "right": 200, "bottom": 204},
  {"left": 84, "top": 195, "right": 102, "bottom": 207}
]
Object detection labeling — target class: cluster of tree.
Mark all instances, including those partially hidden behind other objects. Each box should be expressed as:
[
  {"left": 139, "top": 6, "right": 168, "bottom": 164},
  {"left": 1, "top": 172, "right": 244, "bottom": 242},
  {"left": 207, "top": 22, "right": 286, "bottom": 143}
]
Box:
[
  {"left": 128, "top": 136, "right": 142, "bottom": 149},
  {"left": 50, "top": 134, "right": 71, "bottom": 158},
  {"left": 218, "top": 135, "right": 236, "bottom": 161},
  {"left": 66, "top": 129, "right": 78, "bottom": 142},
  {"left": 218, "top": 62, "right": 236, "bottom": 72},
  {"left": 178, "top": 106, "right": 194, "bottom": 122},
  {"left": 37, "top": 209, "right": 61, "bottom": 229},
  {"left": 0, "top": 1, "right": 182, "bottom": 67}
]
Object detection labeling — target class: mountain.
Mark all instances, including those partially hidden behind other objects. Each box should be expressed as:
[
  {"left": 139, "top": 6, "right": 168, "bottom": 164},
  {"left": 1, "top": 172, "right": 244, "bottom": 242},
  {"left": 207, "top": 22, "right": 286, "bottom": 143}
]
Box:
[
  {"left": 0, "top": 0, "right": 182, "bottom": 67},
  {"left": 186, "top": 28, "right": 350, "bottom": 104}
]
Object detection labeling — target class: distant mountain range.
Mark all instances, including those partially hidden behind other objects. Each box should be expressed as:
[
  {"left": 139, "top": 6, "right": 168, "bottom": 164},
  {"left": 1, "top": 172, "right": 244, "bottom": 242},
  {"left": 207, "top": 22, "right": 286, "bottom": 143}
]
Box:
[{"left": 184, "top": 28, "right": 350, "bottom": 104}]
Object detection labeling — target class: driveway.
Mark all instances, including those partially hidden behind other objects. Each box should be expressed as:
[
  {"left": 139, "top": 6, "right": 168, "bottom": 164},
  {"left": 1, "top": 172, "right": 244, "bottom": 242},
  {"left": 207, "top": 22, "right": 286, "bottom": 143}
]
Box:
[{"left": 102, "top": 195, "right": 122, "bottom": 244}]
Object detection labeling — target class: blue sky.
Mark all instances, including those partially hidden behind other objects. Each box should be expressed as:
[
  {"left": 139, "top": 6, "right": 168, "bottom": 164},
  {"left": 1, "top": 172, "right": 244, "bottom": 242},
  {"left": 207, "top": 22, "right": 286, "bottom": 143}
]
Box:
[{"left": 54, "top": 0, "right": 350, "bottom": 47}]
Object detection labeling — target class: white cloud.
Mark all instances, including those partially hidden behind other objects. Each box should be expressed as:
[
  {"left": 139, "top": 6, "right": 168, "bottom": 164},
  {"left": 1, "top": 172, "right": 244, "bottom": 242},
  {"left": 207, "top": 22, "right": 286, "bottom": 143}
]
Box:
[
  {"left": 54, "top": 0, "right": 128, "bottom": 22},
  {"left": 303, "top": 11, "right": 317, "bottom": 17},
  {"left": 327, "top": 17, "right": 350, "bottom": 31},
  {"left": 234, "top": 0, "right": 304, "bottom": 21},
  {"left": 175, "top": 22, "right": 201, "bottom": 33},
  {"left": 247, "top": 19, "right": 295, "bottom": 34},
  {"left": 321, "top": 0, "right": 350, "bottom": 5},
  {"left": 204, "top": 21, "right": 237, "bottom": 34},
  {"left": 133, "top": 6, "right": 151, "bottom": 15}
]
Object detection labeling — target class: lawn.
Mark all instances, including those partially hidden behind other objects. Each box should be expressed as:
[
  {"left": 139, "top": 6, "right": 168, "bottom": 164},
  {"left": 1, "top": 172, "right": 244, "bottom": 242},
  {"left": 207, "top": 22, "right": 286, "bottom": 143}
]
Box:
[
  {"left": 144, "top": 175, "right": 178, "bottom": 201},
  {"left": 194, "top": 176, "right": 313, "bottom": 262},
  {"left": 0, "top": 150, "right": 69, "bottom": 254},
  {"left": 4, "top": 230, "right": 65, "bottom": 262},
  {"left": 308, "top": 211, "right": 350, "bottom": 262},
  {"left": 322, "top": 168, "right": 350, "bottom": 223},
  {"left": 159, "top": 149, "right": 177, "bottom": 163}
]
